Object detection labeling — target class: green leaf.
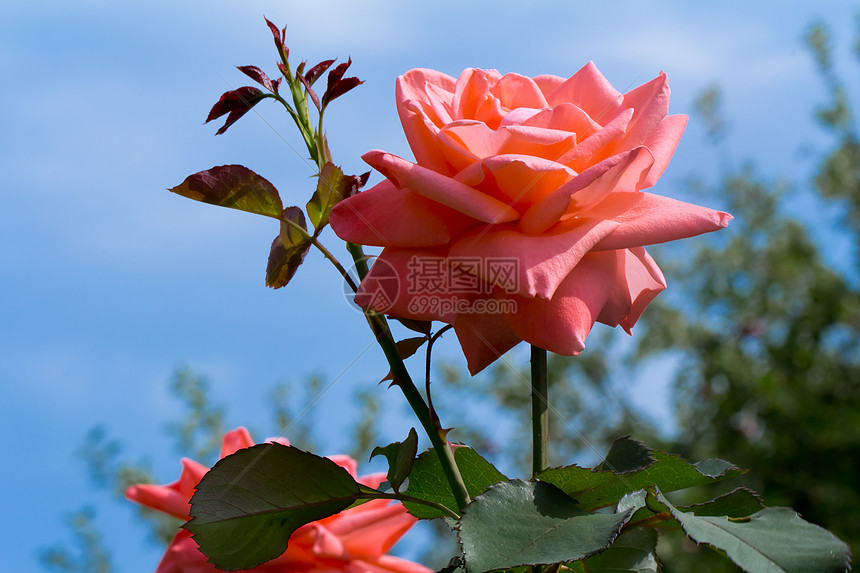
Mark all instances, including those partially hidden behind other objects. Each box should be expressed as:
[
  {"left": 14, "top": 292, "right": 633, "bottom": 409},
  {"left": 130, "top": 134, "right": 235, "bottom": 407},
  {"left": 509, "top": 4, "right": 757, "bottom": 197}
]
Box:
[
  {"left": 404, "top": 447, "right": 506, "bottom": 519},
  {"left": 577, "top": 527, "right": 660, "bottom": 573},
  {"left": 457, "top": 480, "right": 630, "bottom": 573},
  {"left": 306, "top": 162, "right": 362, "bottom": 231},
  {"left": 654, "top": 489, "right": 851, "bottom": 573},
  {"left": 186, "top": 443, "right": 366, "bottom": 570},
  {"left": 537, "top": 445, "right": 745, "bottom": 510},
  {"left": 370, "top": 427, "right": 419, "bottom": 494},
  {"left": 266, "top": 207, "right": 312, "bottom": 288},
  {"left": 683, "top": 487, "right": 766, "bottom": 518},
  {"left": 596, "top": 435, "right": 656, "bottom": 473},
  {"left": 626, "top": 487, "right": 766, "bottom": 530},
  {"left": 170, "top": 165, "right": 283, "bottom": 218}
]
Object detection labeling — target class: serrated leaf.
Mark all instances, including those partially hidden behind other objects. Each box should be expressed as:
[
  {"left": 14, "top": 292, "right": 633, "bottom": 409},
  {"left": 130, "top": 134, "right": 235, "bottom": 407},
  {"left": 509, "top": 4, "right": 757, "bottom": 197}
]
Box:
[
  {"left": 170, "top": 165, "right": 283, "bottom": 218},
  {"left": 537, "top": 445, "right": 745, "bottom": 510},
  {"left": 185, "top": 443, "right": 365, "bottom": 570},
  {"left": 683, "top": 487, "right": 765, "bottom": 518},
  {"left": 654, "top": 489, "right": 850, "bottom": 573},
  {"left": 306, "top": 163, "right": 362, "bottom": 231},
  {"left": 578, "top": 527, "right": 660, "bottom": 573},
  {"left": 458, "top": 480, "right": 630, "bottom": 573},
  {"left": 625, "top": 487, "right": 766, "bottom": 531},
  {"left": 266, "top": 207, "right": 311, "bottom": 288},
  {"left": 597, "top": 435, "right": 656, "bottom": 473},
  {"left": 403, "top": 447, "right": 506, "bottom": 519},
  {"left": 205, "top": 86, "right": 267, "bottom": 135},
  {"left": 370, "top": 428, "right": 418, "bottom": 494}
]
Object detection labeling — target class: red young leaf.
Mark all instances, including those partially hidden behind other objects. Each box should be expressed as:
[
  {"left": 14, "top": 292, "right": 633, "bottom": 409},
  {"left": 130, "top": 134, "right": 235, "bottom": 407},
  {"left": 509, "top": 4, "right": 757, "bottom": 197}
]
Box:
[
  {"left": 205, "top": 86, "right": 266, "bottom": 135},
  {"left": 322, "top": 58, "right": 363, "bottom": 107},
  {"left": 237, "top": 65, "right": 278, "bottom": 93},
  {"left": 264, "top": 17, "right": 288, "bottom": 62},
  {"left": 323, "top": 76, "right": 363, "bottom": 107},
  {"left": 297, "top": 75, "right": 321, "bottom": 111},
  {"left": 325, "top": 58, "right": 352, "bottom": 92},
  {"left": 357, "top": 171, "right": 371, "bottom": 191},
  {"left": 305, "top": 59, "right": 335, "bottom": 86}
]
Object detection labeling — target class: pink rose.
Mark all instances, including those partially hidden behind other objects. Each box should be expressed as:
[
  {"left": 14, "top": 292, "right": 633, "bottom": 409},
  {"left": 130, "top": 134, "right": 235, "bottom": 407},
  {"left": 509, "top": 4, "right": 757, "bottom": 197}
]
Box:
[
  {"left": 126, "top": 428, "right": 430, "bottom": 573},
  {"left": 331, "top": 63, "right": 731, "bottom": 374}
]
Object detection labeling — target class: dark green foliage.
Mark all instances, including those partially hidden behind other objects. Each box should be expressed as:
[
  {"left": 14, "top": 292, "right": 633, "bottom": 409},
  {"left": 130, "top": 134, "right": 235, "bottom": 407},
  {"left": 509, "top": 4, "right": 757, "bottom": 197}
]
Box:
[
  {"left": 186, "top": 443, "right": 367, "bottom": 570},
  {"left": 457, "top": 480, "right": 630, "bottom": 572}
]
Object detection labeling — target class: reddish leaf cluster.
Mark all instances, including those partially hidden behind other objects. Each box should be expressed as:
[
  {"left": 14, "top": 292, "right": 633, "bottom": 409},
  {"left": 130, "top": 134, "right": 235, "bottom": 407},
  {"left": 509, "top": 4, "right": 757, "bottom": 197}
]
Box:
[{"left": 205, "top": 86, "right": 267, "bottom": 135}]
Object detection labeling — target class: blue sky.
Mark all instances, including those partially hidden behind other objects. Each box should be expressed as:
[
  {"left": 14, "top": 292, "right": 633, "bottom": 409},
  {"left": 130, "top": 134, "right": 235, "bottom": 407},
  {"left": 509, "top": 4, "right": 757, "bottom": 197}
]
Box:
[{"left": 2, "top": 1, "right": 857, "bottom": 570}]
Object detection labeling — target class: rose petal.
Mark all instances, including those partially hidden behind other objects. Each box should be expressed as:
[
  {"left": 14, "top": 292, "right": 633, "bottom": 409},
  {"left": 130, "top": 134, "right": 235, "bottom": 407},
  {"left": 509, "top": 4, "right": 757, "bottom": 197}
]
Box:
[
  {"left": 330, "top": 180, "right": 478, "bottom": 247},
  {"left": 125, "top": 457, "right": 208, "bottom": 520},
  {"left": 533, "top": 73, "right": 565, "bottom": 97},
  {"left": 478, "top": 155, "right": 576, "bottom": 211},
  {"left": 396, "top": 69, "right": 457, "bottom": 173},
  {"left": 505, "top": 252, "right": 618, "bottom": 355},
  {"left": 362, "top": 150, "right": 518, "bottom": 224},
  {"left": 558, "top": 107, "right": 633, "bottom": 170},
  {"left": 623, "top": 249, "right": 667, "bottom": 333},
  {"left": 453, "top": 68, "right": 504, "bottom": 127},
  {"left": 438, "top": 120, "right": 508, "bottom": 170},
  {"left": 353, "top": 247, "right": 458, "bottom": 323},
  {"left": 449, "top": 218, "right": 618, "bottom": 299},
  {"left": 326, "top": 502, "right": 417, "bottom": 557},
  {"left": 500, "top": 125, "right": 578, "bottom": 161},
  {"left": 608, "top": 72, "right": 670, "bottom": 153},
  {"left": 587, "top": 191, "right": 733, "bottom": 251},
  {"left": 514, "top": 102, "right": 592, "bottom": 135},
  {"left": 397, "top": 101, "right": 450, "bottom": 175},
  {"left": 519, "top": 147, "right": 653, "bottom": 235},
  {"left": 596, "top": 247, "right": 666, "bottom": 332},
  {"left": 640, "top": 114, "right": 687, "bottom": 189},
  {"left": 497, "top": 72, "right": 549, "bottom": 109},
  {"left": 545, "top": 61, "right": 623, "bottom": 123},
  {"left": 453, "top": 302, "right": 522, "bottom": 375},
  {"left": 219, "top": 426, "right": 255, "bottom": 458}
]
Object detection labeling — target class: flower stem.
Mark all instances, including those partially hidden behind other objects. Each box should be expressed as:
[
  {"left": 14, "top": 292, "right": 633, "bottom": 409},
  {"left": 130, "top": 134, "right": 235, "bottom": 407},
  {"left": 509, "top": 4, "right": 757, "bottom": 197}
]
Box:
[
  {"left": 343, "top": 242, "right": 469, "bottom": 510},
  {"left": 366, "top": 311, "right": 471, "bottom": 510},
  {"left": 531, "top": 345, "right": 548, "bottom": 477}
]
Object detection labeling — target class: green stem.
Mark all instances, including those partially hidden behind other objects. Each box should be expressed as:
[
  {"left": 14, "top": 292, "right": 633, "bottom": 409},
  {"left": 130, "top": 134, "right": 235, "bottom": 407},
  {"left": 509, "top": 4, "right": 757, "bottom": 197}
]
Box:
[
  {"left": 342, "top": 242, "right": 469, "bottom": 509},
  {"left": 531, "top": 345, "right": 548, "bottom": 477},
  {"left": 360, "top": 491, "right": 460, "bottom": 520},
  {"left": 365, "top": 310, "right": 471, "bottom": 510},
  {"left": 280, "top": 217, "right": 358, "bottom": 292}
]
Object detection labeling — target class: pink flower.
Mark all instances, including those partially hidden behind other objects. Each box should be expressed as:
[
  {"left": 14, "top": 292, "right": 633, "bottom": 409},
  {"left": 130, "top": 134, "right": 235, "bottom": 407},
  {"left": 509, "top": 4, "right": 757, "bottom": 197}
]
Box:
[
  {"left": 331, "top": 64, "right": 731, "bottom": 374},
  {"left": 127, "top": 428, "right": 430, "bottom": 573}
]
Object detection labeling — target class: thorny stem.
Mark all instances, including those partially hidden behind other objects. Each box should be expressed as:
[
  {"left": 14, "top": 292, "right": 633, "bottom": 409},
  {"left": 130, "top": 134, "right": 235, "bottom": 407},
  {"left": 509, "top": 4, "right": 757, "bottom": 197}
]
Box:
[
  {"left": 342, "top": 246, "right": 470, "bottom": 511},
  {"left": 425, "top": 324, "right": 453, "bottom": 420}
]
